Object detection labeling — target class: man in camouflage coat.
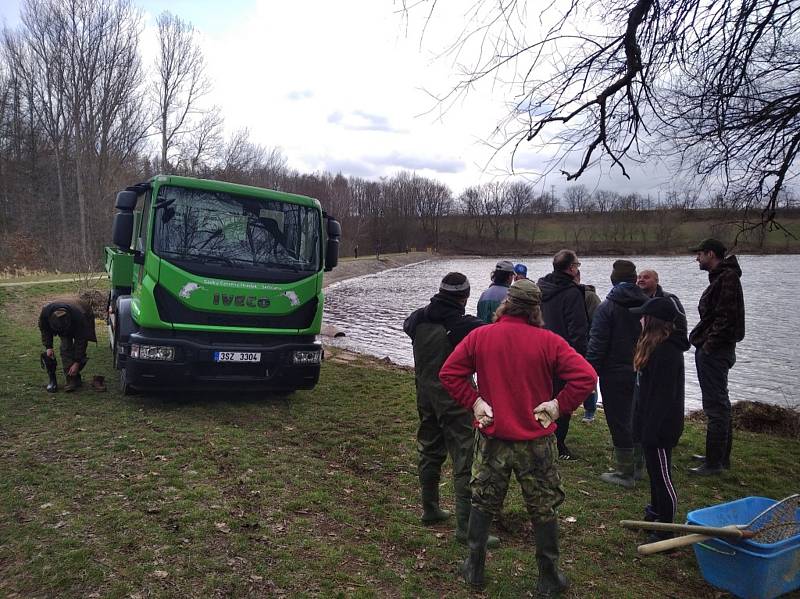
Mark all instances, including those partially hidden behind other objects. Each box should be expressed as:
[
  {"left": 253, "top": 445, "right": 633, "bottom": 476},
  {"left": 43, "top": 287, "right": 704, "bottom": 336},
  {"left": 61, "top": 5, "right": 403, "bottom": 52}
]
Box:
[
  {"left": 440, "top": 279, "right": 596, "bottom": 596},
  {"left": 403, "top": 272, "right": 497, "bottom": 547},
  {"left": 688, "top": 239, "right": 745, "bottom": 476},
  {"left": 38, "top": 297, "right": 97, "bottom": 392}
]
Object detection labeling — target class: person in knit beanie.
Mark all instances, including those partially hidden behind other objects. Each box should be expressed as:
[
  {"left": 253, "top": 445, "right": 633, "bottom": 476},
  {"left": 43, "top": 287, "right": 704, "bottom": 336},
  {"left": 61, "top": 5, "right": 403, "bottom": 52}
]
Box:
[
  {"left": 587, "top": 259, "right": 649, "bottom": 489},
  {"left": 611, "top": 259, "right": 637, "bottom": 285},
  {"left": 403, "top": 272, "right": 499, "bottom": 548}
]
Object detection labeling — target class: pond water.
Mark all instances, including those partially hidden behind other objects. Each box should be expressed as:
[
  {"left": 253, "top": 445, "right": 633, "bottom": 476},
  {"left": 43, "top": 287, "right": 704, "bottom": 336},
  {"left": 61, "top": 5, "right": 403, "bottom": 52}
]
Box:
[{"left": 324, "top": 255, "right": 799, "bottom": 413}]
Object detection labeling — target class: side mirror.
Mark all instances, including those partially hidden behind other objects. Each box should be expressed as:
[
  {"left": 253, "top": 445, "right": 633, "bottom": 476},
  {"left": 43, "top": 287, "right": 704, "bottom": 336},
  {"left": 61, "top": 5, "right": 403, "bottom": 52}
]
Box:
[
  {"left": 324, "top": 217, "right": 341, "bottom": 272},
  {"left": 112, "top": 212, "right": 134, "bottom": 249},
  {"left": 327, "top": 218, "right": 342, "bottom": 238},
  {"left": 115, "top": 190, "right": 138, "bottom": 210}
]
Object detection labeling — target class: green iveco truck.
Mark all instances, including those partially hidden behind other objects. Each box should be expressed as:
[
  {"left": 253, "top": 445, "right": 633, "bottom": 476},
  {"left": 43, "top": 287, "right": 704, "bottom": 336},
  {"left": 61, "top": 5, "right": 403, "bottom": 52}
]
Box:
[{"left": 104, "top": 175, "right": 341, "bottom": 394}]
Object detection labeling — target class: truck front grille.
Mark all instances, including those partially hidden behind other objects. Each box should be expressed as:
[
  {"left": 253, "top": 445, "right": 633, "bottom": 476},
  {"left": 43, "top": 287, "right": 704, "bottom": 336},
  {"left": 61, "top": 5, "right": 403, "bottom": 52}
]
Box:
[{"left": 154, "top": 284, "right": 318, "bottom": 329}]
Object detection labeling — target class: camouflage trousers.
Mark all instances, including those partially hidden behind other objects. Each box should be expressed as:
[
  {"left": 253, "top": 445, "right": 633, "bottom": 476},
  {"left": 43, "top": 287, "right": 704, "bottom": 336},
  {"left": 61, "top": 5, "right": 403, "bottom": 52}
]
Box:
[
  {"left": 417, "top": 390, "right": 474, "bottom": 502},
  {"left": 471, "top": 433, "right": 566, "bottom": 523},
  {"left": 58, "top": 336, "right": 88, "bottom": 374}
]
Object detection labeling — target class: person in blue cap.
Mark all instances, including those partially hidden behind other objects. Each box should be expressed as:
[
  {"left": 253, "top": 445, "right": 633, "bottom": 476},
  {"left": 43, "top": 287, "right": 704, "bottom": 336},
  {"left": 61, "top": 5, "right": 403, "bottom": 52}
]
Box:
[
  {"left": 513, "top": 263, "right": 528, "bottom": 281},
  {"left": 477, "top": 260, "right": 515, "bottom": 323}
]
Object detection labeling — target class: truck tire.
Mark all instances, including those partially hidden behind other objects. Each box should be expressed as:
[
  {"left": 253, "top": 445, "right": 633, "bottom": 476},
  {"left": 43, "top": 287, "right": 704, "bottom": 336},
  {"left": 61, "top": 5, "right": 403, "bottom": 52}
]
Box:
[
  {"left": 112, "top": 323, "right": 121, "bottom": 369},
  {"left": 119, "top": 366, "right": 136, "bottom": 396}
]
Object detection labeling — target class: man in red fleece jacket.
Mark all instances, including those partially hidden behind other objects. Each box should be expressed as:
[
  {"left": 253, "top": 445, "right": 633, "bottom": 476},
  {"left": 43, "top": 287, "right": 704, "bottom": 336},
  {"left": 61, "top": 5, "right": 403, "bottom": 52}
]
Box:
[{"left": 440, "top": 279, "right": 597, "bottom": 596}]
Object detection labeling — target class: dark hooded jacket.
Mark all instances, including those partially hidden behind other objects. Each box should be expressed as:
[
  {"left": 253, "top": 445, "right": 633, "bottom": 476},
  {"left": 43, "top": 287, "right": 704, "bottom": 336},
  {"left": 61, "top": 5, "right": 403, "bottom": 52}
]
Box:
[
  {"left": 633, "top": 327, "right": 691, "bottom": 448},
  {"left": 587, "top": 282, "right": 648, "bottom": 375},
  {"left": 689, "top": 255, "right": 745, "bottom": 352},
  {"left": 537, "top": 271, "right": 588, "bottom": 355},
  {"left": 38, "top": 298, "right": 98, "bottom": 362},
  {"left": 404, "top": 293, "right": 485, "bottom": 401}
]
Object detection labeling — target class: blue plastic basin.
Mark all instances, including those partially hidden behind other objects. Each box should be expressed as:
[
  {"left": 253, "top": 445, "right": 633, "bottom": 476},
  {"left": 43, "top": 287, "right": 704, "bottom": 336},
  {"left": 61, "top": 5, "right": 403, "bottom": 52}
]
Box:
[{"left": 686, "top": 497, "right": 800, "bottom": 599}]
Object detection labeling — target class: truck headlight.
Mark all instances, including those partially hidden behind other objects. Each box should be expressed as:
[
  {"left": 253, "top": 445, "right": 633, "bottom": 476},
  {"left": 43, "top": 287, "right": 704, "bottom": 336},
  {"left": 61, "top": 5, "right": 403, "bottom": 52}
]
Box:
[
  {"left": 130, "top": 344, "right": 175, "bottom": 361},
  {"left": 293, "top": 349, "right": 321, "bottom": 364}
]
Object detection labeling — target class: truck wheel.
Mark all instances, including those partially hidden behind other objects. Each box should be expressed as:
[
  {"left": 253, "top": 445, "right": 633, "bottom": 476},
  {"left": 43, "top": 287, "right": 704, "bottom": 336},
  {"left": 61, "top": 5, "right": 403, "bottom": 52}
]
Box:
[
  {"left": 120, "top": 367, "right": 136, "bottom": 396},
  {"left": 112, "top": 324, "right": 121, "bottom": 369}
]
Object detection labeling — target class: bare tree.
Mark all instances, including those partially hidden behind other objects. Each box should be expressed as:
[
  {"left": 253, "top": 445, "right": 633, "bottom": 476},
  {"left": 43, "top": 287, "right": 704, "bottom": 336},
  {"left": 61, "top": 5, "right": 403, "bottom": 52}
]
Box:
[
  {"left": 220, "top": 128, "right": 267, "bottom": 181},
  {"left": 409, "top": 0, "right": 799, "bottom": 237},
  {"left": 153, "top": 11, "right": 210, "bottom": 172},
  {"left": 593, "top": 190, "right": 618, "bottom": 214},
  {"left": 502, "top": 180, "right": 531, "bottom": 241},
  {"left": 175, "top": 105, "right": 224, "bottom": 175},
  {"left": 459, "top": 185, "right": 487, "bottom": 239},
  {"left": 563, "top": 184, "right": 593, "bottom": 213},
  {"left": 484, "top": 182, "right": 507, "bottom": 241},
  {"left": 414, "top": 175, "right": 452, "bottom": 249}
]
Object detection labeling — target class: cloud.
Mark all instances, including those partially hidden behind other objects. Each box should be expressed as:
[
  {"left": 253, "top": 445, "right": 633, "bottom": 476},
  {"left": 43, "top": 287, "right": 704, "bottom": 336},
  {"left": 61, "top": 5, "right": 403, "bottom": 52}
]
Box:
[
  {"left": 287, "top": 89, "right": 314, "bottom": 101},
  {"left": 302, "top": 150, "right": 466, "bottom": 179},
  {"left": 370, "top": 151, "right": 465, "bottom": 173},
  {"left": 326, "top": 109, "right": 407, "bottom": 133},
  {"left": 320, "top": 157, "right": 381, "bottom": 178}
]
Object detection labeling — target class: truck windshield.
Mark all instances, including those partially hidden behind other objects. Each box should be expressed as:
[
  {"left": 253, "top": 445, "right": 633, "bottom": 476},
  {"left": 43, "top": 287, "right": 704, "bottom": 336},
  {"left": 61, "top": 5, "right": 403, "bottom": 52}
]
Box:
[{"left": 152, "top": 186, "right": 321, "bottom": 276}]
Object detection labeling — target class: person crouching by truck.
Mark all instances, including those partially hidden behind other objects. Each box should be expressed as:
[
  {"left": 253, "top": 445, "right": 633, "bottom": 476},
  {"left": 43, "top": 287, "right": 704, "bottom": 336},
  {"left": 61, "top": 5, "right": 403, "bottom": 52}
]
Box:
[
  {"left": 629, "top": 297, "right": 689, "bottom": 541},
  {"left": 439, "top": 279, "right": 597, "bottom": 594},
  {"left": 38, "top": 297, "right": 97, "bottom": 392}
]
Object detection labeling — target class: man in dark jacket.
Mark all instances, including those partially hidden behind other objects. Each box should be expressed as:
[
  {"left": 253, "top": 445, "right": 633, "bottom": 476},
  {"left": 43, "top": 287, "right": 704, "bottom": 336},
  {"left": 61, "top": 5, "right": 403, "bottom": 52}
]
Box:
[
  {"left": 636, "top": 269, "right": 688, "bottom": 338},
  {"left": 38, "top": 297, "right": 98, "bottom": 392},
  {"left": 403, "top": 272, "right": 498, "bottom": 547},
  {"left": 587, "top": 260, "right": 648, "bottom": 488},
  {"left": 537, "top": 249, "right": 589, "bottom": 459},
  {"left": 577, "top": 269, "right": 601, "bottom": 422},
  {"left": 688, "top": 239, "right": 745, "bottom": 476}
]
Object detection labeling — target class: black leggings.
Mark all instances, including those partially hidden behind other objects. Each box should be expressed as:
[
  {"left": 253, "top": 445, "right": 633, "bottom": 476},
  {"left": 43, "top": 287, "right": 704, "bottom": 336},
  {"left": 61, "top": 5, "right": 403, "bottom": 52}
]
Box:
[{"left": 644, "top": 446, "right": 677, "bottom": 523}]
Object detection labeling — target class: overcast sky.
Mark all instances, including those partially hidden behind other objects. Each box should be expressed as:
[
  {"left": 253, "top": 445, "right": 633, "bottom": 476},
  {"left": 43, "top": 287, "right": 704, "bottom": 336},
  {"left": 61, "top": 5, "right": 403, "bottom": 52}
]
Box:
[{"left": 1, "top": 0, "right": 679, "bottom": 197}]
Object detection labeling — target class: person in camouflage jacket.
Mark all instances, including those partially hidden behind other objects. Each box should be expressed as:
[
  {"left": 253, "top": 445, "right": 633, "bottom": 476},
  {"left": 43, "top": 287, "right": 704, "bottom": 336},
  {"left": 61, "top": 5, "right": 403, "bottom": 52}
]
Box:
[{"left": 688, "top": 239, "right": 745, "bottom": 476}]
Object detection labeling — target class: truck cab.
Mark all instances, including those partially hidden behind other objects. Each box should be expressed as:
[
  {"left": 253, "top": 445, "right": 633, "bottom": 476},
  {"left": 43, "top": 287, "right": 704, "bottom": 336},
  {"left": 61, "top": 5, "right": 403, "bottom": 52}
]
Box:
[{"left": 105, "top": 175, "right": 341, "bottom": 394}]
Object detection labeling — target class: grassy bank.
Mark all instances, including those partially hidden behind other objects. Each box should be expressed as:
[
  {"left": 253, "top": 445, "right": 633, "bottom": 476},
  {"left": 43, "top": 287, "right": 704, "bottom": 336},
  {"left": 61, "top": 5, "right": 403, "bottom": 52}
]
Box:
[
  {"left": 433, "top": 211, "right": 800, "bottom": 257},
  {"left": 1, "top": 282, "right": 799, "bottom": 598}
]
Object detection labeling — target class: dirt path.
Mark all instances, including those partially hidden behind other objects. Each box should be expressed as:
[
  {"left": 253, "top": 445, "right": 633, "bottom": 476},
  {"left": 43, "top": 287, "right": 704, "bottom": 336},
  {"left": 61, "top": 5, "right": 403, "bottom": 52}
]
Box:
[{"left": 0, "top": 274, "right": 105, "bottom": 288}]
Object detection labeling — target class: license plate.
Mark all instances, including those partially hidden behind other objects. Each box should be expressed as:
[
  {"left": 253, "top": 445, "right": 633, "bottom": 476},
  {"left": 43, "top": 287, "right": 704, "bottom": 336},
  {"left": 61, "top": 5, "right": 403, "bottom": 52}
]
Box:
[{"left": 214, "top": 351, "right": 261, "bottom": 362}]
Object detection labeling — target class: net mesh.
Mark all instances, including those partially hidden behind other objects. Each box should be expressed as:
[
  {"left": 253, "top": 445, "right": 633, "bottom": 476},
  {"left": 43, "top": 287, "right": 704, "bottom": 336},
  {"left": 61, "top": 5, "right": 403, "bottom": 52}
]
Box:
[{"left": 748, "top": 494, "right": 800, "bottom": 543}]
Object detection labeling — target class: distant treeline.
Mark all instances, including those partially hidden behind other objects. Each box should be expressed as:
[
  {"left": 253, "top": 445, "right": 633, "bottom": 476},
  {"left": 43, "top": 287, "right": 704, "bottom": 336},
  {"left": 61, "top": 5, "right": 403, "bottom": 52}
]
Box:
[{"left": 1, "top": 1, "right": 798, "bottom": 273}]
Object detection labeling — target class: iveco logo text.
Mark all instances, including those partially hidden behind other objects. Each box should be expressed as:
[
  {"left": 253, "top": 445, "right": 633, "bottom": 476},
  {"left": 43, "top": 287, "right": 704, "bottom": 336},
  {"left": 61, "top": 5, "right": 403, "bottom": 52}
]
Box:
[{"left": 212, "top": 293, "right": 271, "bottom": 308}]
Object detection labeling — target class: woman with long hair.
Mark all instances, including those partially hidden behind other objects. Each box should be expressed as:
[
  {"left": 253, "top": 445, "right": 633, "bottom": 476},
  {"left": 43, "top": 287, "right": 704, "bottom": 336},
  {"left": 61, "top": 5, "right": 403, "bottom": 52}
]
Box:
[{"left": 629, "top": 297, "right": 690, "bottom": 542}]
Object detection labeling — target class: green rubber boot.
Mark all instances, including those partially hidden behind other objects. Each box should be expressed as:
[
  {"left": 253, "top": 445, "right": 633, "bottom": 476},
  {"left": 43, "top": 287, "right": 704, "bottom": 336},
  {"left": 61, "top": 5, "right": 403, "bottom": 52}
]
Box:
[
  {"left": 455, "top": 497, "right": 500, "bottom": 548},
  {"left": 533, "top": 519, "right": 570, "bottom": 598},
  {"left": 599, "top": 447, "right": 635, "bottom": 489},
  {"left": 420, "top": 474, "right": 451, "bottom": 524},
  {"left": 461, "top": 508, "right": 491, "bottom": 589}
]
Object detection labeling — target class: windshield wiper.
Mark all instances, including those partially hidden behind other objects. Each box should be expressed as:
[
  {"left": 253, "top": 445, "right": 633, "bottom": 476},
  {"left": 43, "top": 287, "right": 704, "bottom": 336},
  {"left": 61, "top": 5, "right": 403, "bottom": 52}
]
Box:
[
  {"left": 265, "top": 262, "right": 302, "bottom": 272},
  {"left": 196, "top": 254, "right": 235, "bottom": 267}
]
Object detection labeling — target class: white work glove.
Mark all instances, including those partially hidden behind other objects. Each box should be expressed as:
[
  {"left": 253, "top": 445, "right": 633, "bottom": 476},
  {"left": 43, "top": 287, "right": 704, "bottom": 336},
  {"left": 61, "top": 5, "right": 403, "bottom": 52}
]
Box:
[
  {"left": 472, "top": 396, "right": 494, "bottom": 429},
  {"left": 534, "top": 399, "right": 560, "bottom": 428}
]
